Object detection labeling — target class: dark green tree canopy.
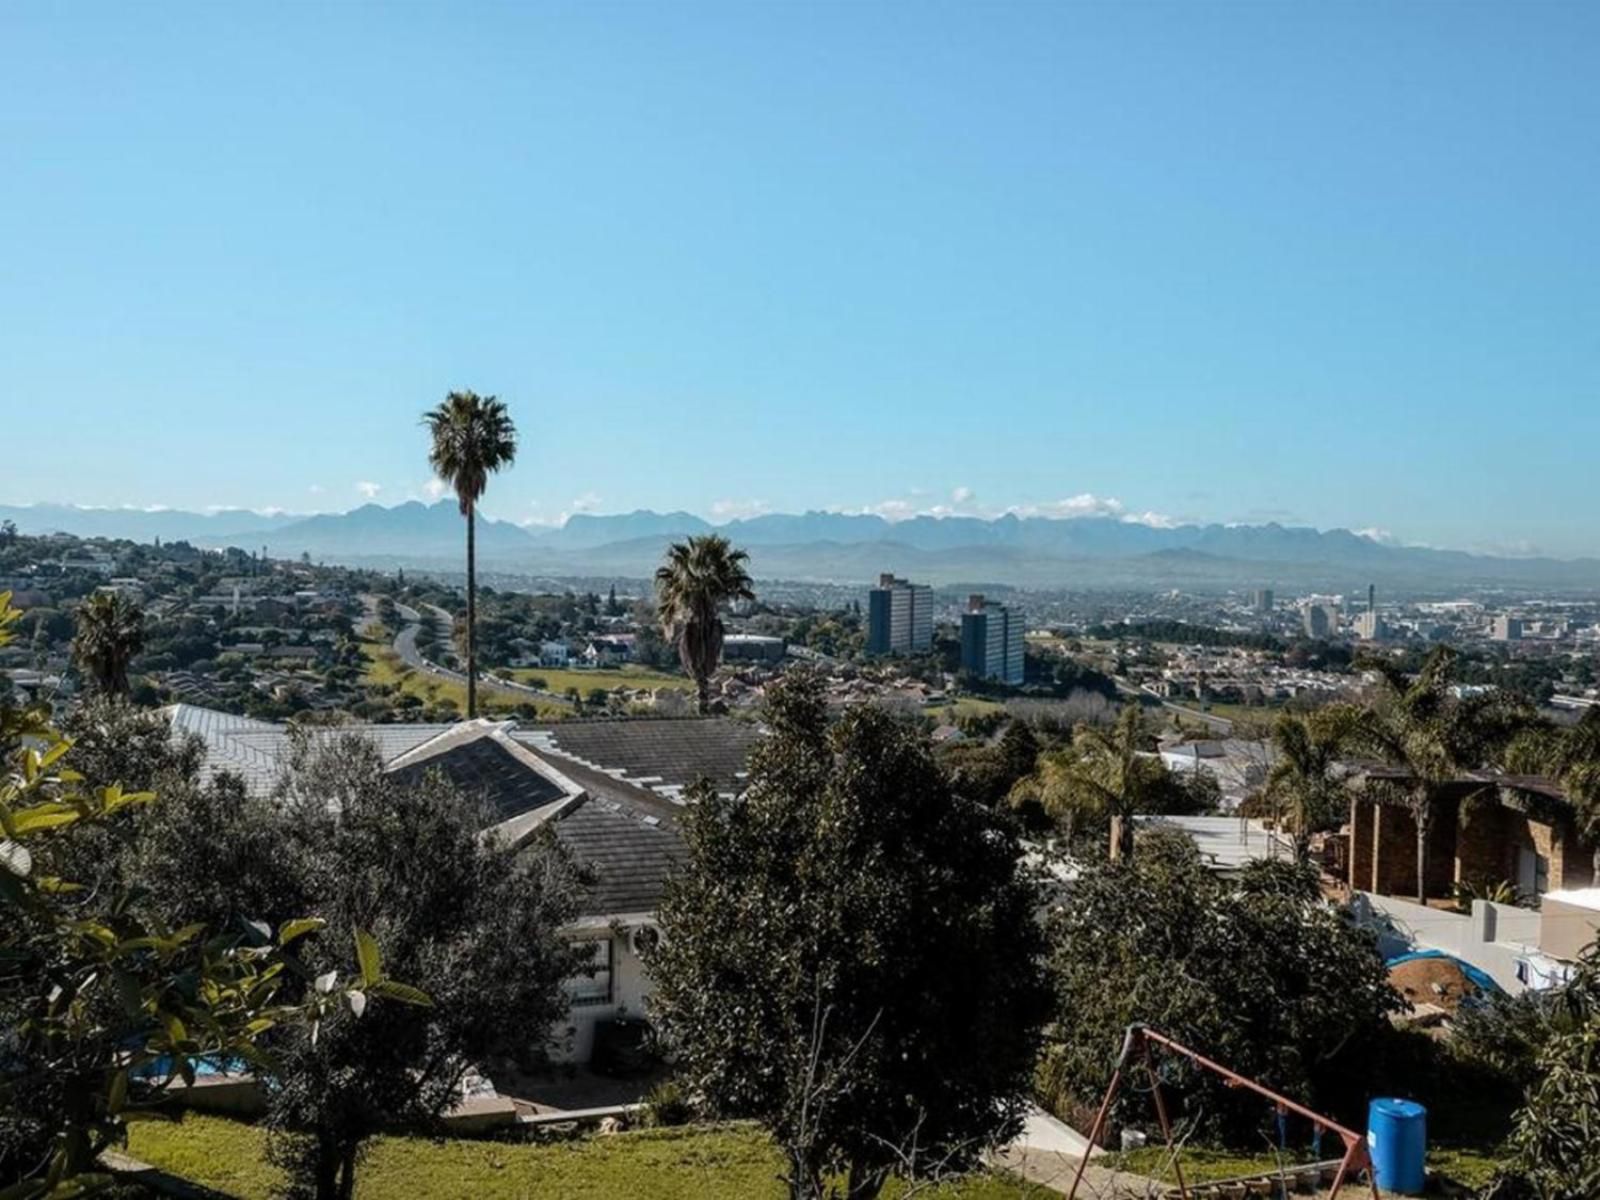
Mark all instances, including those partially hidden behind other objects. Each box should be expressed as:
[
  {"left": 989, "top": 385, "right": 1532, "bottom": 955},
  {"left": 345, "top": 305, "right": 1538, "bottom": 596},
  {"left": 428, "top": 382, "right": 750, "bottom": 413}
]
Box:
[
  {"left": 1040, "top": 827, "right": 1402, "bottom": 1144},
  {"left": 649, "top": 671, "right": 1049, "bottom": 1200}
]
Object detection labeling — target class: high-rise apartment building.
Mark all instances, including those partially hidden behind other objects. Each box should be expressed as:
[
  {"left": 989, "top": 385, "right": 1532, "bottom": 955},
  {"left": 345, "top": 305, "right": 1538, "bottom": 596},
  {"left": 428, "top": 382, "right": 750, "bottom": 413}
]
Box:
[
  {"left": 1492, "top": 615, "right": 1524, "bottom": 642},
  {"left": 866, "top": 573, "right": 932, "bottom": 655},
  {"left": 1249, "top": 588, "right": 1275, "bottom": 614},
  {"left": 960, "top": 594, "right": 1025, "bottom": 685},
  {"left": 1302, "top": 602, "right": 1340, "bottom": 639}
]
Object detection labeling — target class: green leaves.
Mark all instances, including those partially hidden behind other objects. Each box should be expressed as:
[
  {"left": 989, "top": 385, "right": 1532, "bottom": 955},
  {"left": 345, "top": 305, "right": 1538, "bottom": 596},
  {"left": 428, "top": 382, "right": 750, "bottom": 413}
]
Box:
[
  {"left": 355, "top": 927, "right": 382, "bottom": 986},
  {"left": 278, "top": 916, "right": 327, "bottom": 946},
  {"left": 367, "top": 977, "right": 433, "bottom": 1007}
]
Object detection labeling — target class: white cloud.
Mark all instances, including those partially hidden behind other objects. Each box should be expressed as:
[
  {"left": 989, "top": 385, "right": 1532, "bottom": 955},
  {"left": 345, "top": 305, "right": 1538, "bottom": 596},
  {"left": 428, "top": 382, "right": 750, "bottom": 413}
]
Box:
[
  {"left": 424, "top": 477, "right": 449, "bottom": 501},
  {"left": 866, "top": 498, "right": 918, "bottom": 521},
  {"left": 710, "top": 498, "right": 771, "bottom": 521},
  {"left": 1125, "top": 510, "right": 1181, "bottom": 529},
  {"left": 307, "top": 484, "right": 324, "bottom": 496},
  {"left": 355, "top": 481, "right": 382, "bottom": 499},
  {"left": 1005, "top": 492, "right": 1126, "bottom": 520},
  {"left": 569, "top": 491, "right": 601, "bottom": 514},
  {"left": 825, "top": 490, "right": 1179, "bottom": 527}
]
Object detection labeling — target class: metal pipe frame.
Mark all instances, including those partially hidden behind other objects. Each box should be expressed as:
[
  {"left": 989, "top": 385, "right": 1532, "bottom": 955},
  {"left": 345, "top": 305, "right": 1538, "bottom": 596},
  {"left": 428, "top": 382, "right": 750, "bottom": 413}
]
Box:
[{"left": 1064, "top": 1024, "right": 1382, "bottom": 1200}]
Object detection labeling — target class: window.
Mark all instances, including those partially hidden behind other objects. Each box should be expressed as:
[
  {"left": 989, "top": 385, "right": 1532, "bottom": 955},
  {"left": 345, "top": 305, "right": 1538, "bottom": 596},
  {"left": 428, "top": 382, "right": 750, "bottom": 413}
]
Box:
[{"left": 565, "top": 938, "right": 613, "bottom": 1007}]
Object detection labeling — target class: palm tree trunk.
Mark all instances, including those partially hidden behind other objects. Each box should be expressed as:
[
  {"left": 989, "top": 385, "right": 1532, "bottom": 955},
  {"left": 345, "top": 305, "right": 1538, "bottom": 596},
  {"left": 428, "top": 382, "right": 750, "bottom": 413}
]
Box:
[
  {"left": 696, "top": 671, "right": 710, "bottom": 716},
  {"left": 466, "top": 500, "right": 477, "bottom": 719}
]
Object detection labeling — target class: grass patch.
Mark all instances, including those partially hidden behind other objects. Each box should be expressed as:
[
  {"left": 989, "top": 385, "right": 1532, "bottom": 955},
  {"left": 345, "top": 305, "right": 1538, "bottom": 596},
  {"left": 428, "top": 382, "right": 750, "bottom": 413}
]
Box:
[
  {"left": 925, "top": 698, "right": 1007, "bottom": 724},
  {"left": 126, "top": 1113, "right": 1053, "bottom": 1199},
  {"left": 507, "top": 665, "right": 691, "bottom": 695},
  {"left": 1104, "top": 1144, "right": 1504, "bottom": 1191}
]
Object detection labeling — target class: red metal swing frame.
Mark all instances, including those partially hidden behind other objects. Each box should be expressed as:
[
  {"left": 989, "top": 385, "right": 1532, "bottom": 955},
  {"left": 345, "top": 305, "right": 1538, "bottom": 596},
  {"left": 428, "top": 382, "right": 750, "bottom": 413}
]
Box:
[{"left": 1065, "top": 1024, "right": 1382, "bottom": 1200}]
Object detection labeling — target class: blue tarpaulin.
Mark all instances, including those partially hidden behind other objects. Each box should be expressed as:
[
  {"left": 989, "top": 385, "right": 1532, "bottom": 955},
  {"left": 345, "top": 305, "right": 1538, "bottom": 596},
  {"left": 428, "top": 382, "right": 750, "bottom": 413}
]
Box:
[{"left": 1384, "top": 949, "right": 1504, "bottom": 996}]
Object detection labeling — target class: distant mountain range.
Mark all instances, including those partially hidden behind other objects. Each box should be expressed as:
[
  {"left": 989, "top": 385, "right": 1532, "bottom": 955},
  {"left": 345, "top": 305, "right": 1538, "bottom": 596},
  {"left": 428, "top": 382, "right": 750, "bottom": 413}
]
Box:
[{"left": 6, "top": 501, "right": 1599, "bottom": 590}]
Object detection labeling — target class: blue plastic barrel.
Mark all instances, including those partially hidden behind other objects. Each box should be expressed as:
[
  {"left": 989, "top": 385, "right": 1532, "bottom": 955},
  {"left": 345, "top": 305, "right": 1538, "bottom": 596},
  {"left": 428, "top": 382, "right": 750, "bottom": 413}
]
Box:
[{"left": 1367, "top": 1097, "right": 1427, "bottom": 1194}]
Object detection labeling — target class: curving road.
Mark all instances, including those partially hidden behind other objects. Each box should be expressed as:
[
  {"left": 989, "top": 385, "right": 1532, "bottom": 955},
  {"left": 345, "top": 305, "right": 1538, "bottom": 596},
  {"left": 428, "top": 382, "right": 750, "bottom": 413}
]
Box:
[{"left": 369, "top": 596, "right": 571, "bottom": 707}]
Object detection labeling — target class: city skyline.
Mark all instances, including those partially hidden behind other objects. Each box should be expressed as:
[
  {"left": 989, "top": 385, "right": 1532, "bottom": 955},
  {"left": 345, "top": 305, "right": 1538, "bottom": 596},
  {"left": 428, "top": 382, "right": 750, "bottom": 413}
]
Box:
[{"left": 5, "top": 2, "right": 1599, "bottom": 555}]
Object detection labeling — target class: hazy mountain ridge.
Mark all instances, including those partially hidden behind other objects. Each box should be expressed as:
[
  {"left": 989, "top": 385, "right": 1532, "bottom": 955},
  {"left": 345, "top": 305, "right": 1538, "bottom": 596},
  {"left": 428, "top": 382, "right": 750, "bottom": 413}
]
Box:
[{"left": 6, "top": 502, "right": 1599, "bottom": 589}]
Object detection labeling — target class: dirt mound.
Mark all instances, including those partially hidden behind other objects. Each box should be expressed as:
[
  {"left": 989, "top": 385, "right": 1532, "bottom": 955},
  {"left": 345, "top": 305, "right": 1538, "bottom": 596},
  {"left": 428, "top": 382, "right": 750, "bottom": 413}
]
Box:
[{"left": 1388, "top": 956, "right": 1481, "bottom": 1012}]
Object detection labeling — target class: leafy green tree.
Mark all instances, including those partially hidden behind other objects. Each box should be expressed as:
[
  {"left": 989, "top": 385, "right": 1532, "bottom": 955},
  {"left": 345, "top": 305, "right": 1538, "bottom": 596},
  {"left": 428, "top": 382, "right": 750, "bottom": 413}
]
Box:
[
  {"left": 135, "top": 730, "right": 582, "bottom": 1200},
  {"left": 653, "top": 535, "right": 756, "bottom": 714},
  {"left": 1262, "top": 705, "right": 1360, "bottom": 861},
  {"left": 1350, "top": 647, "right": 1531, "bottom": 902},
  {"left": 423, "top": 390, "right": 518, "bottom": 718},
  {"left": 70, "top": 591, "right": 146, "bottom": 697},
  {"left": 1494, "top": 945, "right": 1600, "bottom": 1200},
  {"left": 1008, "top": 703, "right": 1166, "bottom": 855},
  {"left": 1040, "top": 827, "right": 1401, "bottom": 1144},
  {"left": 649, "top": 671, "right": 1048, "bottom": 1200},
  {"left": 0, "top": 594, "right": 413, "bottom": 1199}
]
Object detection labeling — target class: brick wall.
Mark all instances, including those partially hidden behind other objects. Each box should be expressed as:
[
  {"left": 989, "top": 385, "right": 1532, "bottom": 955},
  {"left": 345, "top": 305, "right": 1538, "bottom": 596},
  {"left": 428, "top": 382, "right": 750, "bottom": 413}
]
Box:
[
  {"left": 1349, "top": 797, "right": 1374, "bottom": 892},
  {"left": 1373, "top": 803, "right": 1418, "bottom": 897}
]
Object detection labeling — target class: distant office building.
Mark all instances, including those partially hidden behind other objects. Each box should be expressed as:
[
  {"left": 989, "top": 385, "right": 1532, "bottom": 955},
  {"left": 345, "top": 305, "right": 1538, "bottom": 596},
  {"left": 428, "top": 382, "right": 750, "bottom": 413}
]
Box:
[
  {"left": 1302, "top": 602, "right": 1340, "bottom": 639},
  {"left": 1249, "top": 588, "right": 1274, "bottom": 614},
  {"left": 960, "top": 594, "right": 1025, "bottom": 685},
  {"left": 1355, "top": 611, "right": 1388, "bottom": 641},
  {"left": 866, "top": 574, "right": 932, "bottom": 655},
  {"left": 1493, "top": 615, "right": 1524, "bottom": 642},
  {"left": 722, "top": 633, "right": 787, "bottom": 663}
]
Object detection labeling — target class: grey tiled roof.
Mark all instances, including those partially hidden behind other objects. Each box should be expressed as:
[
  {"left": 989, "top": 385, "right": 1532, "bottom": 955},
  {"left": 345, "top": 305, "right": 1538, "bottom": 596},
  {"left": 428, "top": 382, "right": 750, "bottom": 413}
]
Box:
[
  {"left": 545, "top": 794, "right": 686, "bottom": 917},
  {"left": 391, "top": 737, "right": 567, "bottom": 823},
  {"left": 170, "top": 706, "right": 455, "bottom": 793},
  {"left": 515, "top": 718, "right": 758, "bottom": 805}
]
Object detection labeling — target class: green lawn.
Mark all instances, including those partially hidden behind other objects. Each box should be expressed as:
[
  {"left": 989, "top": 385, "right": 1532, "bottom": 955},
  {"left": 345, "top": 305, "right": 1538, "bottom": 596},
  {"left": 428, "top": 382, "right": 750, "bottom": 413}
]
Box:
[
  {"left": 925, "top": 698, "right": 1007, "bottom": 724},
  {"left": 508, "top": 665, "right": 691, "bottom": 695},
  {"left": 125, "top": 1113, "right": 1053, "bottom": 1200}
]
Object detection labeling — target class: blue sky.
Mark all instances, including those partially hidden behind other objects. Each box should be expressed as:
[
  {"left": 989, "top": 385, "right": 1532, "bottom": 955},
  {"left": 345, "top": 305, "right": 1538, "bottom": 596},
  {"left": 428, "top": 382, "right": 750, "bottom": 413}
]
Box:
[{"left": 3, "top": 2, "right": 1597, "bottom": 556}]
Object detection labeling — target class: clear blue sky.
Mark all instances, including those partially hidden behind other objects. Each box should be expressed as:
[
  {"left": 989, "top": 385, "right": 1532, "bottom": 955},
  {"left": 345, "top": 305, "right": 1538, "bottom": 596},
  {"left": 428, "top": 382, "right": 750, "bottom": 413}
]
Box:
[{"left": 3, "top": 2, "right": 1597, "bottom": 556}]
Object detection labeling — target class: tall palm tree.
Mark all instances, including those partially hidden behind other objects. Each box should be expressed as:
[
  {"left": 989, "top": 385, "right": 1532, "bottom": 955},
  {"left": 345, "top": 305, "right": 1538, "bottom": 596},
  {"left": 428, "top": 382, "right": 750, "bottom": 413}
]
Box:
[
  {"left": 1350, "top": 646, "right": 1530, "bottom": 903},
  {"left": 72, "top": 591, "right": 145, "bottom": 697},
  {"left": 423, "top": 390, "right": 518, "bottom": 719},
  {"left": 653, "top": 535, "right": 755, "bottom": 714},
  {"left": 1262, "top": 705, "right": 1359, "bottom": 861},
  {"left": 1010, "top": 703, "right": 1164, "bottom": 858}
]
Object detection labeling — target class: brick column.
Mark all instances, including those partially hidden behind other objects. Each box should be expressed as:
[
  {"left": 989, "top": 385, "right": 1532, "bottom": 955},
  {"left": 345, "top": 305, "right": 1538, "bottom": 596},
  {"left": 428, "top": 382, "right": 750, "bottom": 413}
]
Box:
[
  {"left": 1349, "top": 796, "right": 1374, "bottom": 893},
  {"left": 1373, "top": 802, "right": 1418, "bottom": 897}
]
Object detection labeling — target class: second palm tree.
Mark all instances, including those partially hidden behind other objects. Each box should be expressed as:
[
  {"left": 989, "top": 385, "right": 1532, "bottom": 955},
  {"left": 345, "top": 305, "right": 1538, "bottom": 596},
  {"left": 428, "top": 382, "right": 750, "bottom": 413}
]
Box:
[{"left": 654, "top": 535, "right": 755, "bottom": 715}]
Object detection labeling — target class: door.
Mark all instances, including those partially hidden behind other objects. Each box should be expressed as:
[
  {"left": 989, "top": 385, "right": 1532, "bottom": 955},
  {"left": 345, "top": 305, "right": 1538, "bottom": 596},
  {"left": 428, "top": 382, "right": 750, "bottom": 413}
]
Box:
[{"left": 1517, "top": 846, "right": 1549, "bottom": 898}]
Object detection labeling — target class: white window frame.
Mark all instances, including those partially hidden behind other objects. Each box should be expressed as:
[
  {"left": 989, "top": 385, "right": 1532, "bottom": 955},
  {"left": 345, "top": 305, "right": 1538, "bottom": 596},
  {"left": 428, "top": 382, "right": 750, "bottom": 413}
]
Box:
[{"left": 566, "top": 937, "right": 614, "bottom": 1008}]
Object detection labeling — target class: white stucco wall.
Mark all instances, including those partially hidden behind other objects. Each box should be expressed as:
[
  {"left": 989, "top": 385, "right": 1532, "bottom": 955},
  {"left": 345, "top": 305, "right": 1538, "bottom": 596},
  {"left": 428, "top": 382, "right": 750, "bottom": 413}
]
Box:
[
  {"left": 1353, "top": 893, "right": 1539, "bottom": 994},
  {"left": 548, "top": 919, "right": 658, "bottom": 1063}
]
